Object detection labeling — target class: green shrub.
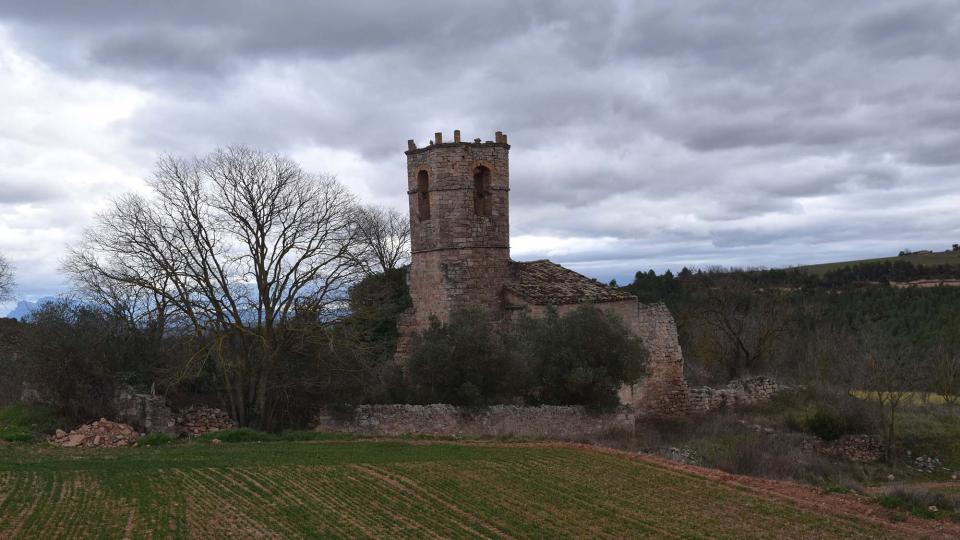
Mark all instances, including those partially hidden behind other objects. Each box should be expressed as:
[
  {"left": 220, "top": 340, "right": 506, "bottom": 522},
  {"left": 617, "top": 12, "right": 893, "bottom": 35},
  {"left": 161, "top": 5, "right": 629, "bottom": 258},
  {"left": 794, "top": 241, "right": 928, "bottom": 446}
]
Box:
[
  {"left": 406, "top": 305, "right": 648, "bottom": 407},
  {"left": 274, "top": 431, "right": 354, "bottom": 442},
  {"left": 138, "top": 432, "right": 173, "bottom": 446},
  {"left": 199, "top": 428, "right": 276, "bottom": 443},
  {"left": 0, "top": 402, "right": 59, "bottom": 442},
  {"left": 406, "top": 308, "right": 514, "bottom": 406},
  {"left": 806, "top": 409, "right": 847, "bottom": 441},
  {"left": 0, "top": 426, "right": 34, "bottom": 442},
  {"left": 197, "top": 428, "right": 352, "bottom": 443},
  {"left": 878, "top": 487, "right": 959, "bottom": 519}
]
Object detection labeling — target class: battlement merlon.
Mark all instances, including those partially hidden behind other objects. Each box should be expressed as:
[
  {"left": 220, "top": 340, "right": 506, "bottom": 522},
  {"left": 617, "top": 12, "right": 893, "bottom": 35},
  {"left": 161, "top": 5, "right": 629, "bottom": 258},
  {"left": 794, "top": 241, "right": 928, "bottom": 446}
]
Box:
[{"left": 405, "top": 131, "right": 509, "bottom": 154}]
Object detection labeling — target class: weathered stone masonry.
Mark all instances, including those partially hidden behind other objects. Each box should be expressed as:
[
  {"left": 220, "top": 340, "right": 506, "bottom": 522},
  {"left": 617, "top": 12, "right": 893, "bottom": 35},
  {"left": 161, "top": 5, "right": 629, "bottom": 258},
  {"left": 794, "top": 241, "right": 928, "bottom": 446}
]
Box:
[{"left": 397, "top": 131, "right": 691, "bottom": 415}]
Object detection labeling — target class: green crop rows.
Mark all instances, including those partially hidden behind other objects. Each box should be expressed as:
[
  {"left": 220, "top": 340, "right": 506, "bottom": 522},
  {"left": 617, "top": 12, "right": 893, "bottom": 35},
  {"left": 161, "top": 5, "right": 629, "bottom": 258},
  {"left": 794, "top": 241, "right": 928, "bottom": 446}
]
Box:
[{"left": 0, "top": 441, "right": 891, "bottom": 538}]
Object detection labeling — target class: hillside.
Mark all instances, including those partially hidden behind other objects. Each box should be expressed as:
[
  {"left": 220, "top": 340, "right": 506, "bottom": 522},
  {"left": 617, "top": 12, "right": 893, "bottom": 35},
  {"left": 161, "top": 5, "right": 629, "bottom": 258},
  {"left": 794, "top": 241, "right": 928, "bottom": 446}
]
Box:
[
  {"left": 1, "top": 440, "right": 947, "bottom": 538},
  {"left": 796, "top": 250, "right": 960, "bottom": 276}
]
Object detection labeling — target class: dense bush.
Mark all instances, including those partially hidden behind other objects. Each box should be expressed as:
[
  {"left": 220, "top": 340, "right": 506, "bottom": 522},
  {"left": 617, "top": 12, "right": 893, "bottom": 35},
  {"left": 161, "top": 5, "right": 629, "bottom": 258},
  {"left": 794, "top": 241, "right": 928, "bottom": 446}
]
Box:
[
  {"left": 0, "top": 402, "right": 60, "bottom": 442},
  {"left": 805, "top": 409, "right": 846, "bottom": 441},
  {"left": 406, "top": 305, "right": 648, "bottom": 407},
  {"left": 405, "top": 309, "right": 515, "bottom": 406},
  {"left": 21, "top": 301, "right": 166, "bottom": 423},
  {"left": 138, "top": 432, "right": 173, "bottom": 446},
  {"left": 509, "top": 307, "right": 648, "bottom": 406}
]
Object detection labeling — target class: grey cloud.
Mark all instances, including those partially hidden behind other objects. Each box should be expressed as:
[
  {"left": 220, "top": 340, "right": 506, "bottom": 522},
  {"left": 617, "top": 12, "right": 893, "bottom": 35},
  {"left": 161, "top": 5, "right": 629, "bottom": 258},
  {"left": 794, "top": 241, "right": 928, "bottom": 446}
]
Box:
[
  {"left": 0, "top": 180, "right": 63, "bottom": 204},
  {"left": 1, "top": 1, "right": 960, "bottom": 295},
  {"left": 853, "top": 2, "right": 960, "bottom": 59}
]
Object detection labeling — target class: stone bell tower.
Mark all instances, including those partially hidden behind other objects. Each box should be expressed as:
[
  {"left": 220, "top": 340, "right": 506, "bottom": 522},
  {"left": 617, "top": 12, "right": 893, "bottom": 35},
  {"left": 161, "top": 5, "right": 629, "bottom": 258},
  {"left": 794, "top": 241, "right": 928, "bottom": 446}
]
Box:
[{"left": 404, "top": 130, "right": 512, "bottom": 328}]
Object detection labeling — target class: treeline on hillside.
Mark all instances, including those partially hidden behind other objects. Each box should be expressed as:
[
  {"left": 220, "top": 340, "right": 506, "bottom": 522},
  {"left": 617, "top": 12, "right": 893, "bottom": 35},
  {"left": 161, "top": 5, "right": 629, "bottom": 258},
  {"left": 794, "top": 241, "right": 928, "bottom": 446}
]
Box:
[
  {"left": 622, "top": 267, "right": 960, "bottom": 403},
  {"left": 627, "top": 259, "right": 960, "bottom": 301}
]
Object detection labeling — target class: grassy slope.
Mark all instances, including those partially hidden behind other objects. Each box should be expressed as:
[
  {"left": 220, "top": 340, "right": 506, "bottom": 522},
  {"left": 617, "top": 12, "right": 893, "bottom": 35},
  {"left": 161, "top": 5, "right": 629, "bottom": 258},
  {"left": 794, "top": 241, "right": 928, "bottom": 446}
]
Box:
[
  {"left": 0, "top": 441, "right": 894, "bottom": 539},
  {"left": 0, "top": 403, "right": 60, "bottom": 443},
  {"left": 797, "top": 250, "right": 960, "bottom": 275}
]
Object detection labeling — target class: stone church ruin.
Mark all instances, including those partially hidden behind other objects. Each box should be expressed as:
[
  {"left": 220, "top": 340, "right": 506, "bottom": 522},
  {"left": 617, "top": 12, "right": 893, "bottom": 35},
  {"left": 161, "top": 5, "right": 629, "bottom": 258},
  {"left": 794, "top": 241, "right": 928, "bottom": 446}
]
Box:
[{"left": 395, "top": 130, "right": 691, "bottom": 415}]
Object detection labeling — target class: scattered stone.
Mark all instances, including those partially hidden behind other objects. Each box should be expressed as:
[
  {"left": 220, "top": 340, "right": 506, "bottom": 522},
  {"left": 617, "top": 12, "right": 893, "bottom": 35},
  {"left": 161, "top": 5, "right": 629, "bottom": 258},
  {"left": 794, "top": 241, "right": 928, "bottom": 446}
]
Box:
[
  {"left": 912, "top": 455, "right": 942, "bottom": 473},
  {"left": 928, "top": 506, "right": 939, "bottom": 513},
  {"left": 887, "top": 474, "right": 896, "bottom": 481},
  {"left": 816, "top": 435, "right": 882, "bottom": 463},
  {"left": 50, "top": 420, "right": 141, "bottom": 448},
  {"left": 211, "top": 438, "right": 222, "bottom": 445},
  {"left": 650, "top": 446, "right": 702, "bottom": 466},
  {"left": 952, "top": 473, "right": 957, "bottom": 481},
  {"left": 176, "top": 406, "right": 236, "bottom": 437}
]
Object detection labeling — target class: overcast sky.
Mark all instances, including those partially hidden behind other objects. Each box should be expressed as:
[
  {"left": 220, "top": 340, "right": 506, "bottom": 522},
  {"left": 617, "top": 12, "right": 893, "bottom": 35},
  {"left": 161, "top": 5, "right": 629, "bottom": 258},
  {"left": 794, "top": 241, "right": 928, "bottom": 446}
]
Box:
[{"left": 2, "top": 0, "right": 960, "bottom": 303}]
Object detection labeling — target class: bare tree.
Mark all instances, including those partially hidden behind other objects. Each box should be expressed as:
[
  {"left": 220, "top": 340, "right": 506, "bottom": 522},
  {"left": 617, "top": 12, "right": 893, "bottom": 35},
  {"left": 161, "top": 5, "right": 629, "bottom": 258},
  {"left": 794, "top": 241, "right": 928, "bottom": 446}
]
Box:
[
  {"left": 857, "top": 330, "right": 915, "bottom": 462},
  {"left": 0, "top": 253, "right": 14, "bottom": 302},
  {"left": 684, "top": 273, "right": 792, "bottom": 380},
  {"left": 354, "top": 205, "right": 410, "bottom": 274},
  {"left": 64, "top": 146, "right": 365, "bottom": 427},
  {"left": 931, "top": 346, "right": 960, "bottom": 406}
]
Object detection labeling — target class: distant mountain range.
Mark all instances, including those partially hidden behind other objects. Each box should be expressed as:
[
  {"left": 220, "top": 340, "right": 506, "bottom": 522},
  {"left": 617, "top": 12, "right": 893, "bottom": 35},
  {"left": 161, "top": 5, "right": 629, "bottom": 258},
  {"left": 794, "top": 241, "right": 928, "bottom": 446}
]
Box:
[{"left": 4, "top": 297, "right": 58, "bottom": 320}]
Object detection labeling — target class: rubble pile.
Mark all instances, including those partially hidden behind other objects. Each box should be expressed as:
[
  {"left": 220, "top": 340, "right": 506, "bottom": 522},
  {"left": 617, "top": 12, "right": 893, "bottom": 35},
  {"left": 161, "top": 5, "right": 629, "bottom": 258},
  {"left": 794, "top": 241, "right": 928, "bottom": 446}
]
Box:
[
  {"left": 650, "top": 446, "right": 703, "bottom": 466},
  {"left": 912, "top": 455, "right": 946, "bottom": 473},
  {"left": 816, "top": 434, "right": 882, "bottom": 462},
  {"left": 50, "top": 419, "right": 141, "bottom": 448},
  {"left": 176, "top": 406, "right": 236, "bottom": 437}
]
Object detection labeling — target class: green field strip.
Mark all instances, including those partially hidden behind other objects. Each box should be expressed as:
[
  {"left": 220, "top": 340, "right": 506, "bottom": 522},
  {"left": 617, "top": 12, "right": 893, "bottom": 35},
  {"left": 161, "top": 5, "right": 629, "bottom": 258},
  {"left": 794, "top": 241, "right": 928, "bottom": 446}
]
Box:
[
  {"left": 398, "top": 462, "right": 618, "bottom": 538},
  {"left": 261, "top": 468, "right": 370, "bottom": 538},
  {"left": 351, "top": 464, "right": 511, "bottom": 539},
  {"left": 175, "top": 468, "right": 283, "bottom": 538},
  {"left": 340, "top": 465, "right": 493, "bottom": 538},
  {"left": 278, "top": 466, "right": 439, "bottom": 538},
  {"left": 393, "top": 460, "right": 679, "bottom": 538},
  {"left": 0, "top": 472, "right": 42, "bottom": 537},
  {"left": 532, "top": 451, "right": 886, "bottom": 538},
  {"left": 0, "top": 442, "right": 908, "bottom": 538},
  {"left": 194, "top": 467, "right": 301, "bottom": 537},
  {"left": 277, "top": 464, "right": 468, "bottom": 538}
]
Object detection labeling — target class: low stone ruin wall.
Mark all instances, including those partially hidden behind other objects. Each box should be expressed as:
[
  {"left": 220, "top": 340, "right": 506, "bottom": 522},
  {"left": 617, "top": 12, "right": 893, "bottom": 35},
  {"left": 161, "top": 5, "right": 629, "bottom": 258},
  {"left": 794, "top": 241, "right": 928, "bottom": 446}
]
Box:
[
  {"left": 313, "top": 404, "right": 635, "bottom": 439},
  {"left": 114, "top": 386, "right": 178, "bottom": 435},
  {"left": 687, "top": 376, "right": 785, "bottom": 413},
  {"left": 114, "top": 386, "right": 235, "bottom": 437}
]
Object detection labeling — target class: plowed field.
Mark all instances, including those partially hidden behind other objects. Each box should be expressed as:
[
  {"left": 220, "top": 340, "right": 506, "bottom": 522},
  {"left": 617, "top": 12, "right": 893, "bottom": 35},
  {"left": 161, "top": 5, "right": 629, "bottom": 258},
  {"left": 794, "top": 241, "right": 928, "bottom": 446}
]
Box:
[{"left": 0, "top": 440, "right": 944, "bottom": 538}]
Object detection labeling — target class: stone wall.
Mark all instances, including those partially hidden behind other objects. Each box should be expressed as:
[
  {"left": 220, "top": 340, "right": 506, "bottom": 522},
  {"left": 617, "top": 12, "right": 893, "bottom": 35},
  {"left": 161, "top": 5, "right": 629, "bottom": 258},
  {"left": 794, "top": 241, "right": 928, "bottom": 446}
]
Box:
[
  {"left": 686, "top": 377, "right": 784, "bottom": 413},
  {"left": 313, "top": 404, "right": 635, "bottom": 439},
  {"left": 619, "top": 302, "right": 692, "bottom": 416},
  {"left": 114, "top": 386, "right": 177, "bottom": 435}
]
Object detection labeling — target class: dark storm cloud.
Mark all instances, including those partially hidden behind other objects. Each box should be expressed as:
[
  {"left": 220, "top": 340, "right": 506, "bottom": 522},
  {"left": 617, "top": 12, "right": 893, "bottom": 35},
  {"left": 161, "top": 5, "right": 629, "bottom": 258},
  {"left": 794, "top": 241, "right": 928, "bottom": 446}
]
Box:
[{"left": 1, "top": 0, "right": 959, "bottom": 296}]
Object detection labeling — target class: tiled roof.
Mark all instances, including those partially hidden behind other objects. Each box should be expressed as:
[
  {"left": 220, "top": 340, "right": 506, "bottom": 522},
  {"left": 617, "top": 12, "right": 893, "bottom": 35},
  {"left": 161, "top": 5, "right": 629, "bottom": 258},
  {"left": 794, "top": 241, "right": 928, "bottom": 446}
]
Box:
[{"left": 506, "top": 260, "right": 636, "bottom": 305}]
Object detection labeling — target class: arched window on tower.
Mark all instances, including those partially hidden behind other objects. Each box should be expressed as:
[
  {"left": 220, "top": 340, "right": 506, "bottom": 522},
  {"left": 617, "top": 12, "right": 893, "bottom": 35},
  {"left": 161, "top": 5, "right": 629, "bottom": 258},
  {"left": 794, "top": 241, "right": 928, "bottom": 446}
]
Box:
[
  {"left": 473, "top": 166, "right": 492, "bottom": 216},
  {"left": 417, "top": 170, "right": 430, "bottom": 221}
]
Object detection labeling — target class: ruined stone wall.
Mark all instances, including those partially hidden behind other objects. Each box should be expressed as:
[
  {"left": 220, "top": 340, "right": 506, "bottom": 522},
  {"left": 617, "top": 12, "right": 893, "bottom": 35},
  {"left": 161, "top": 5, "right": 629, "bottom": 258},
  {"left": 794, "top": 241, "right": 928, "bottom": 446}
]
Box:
[
  {"left": 114, "top": 386, "right": 177, "bottom": 435},
  {"left": 313, "top": 404, "right": 635, "bottom": 439},
  {"left": 686, "top": 377, "right": 784, "bottom": 413},
  {"left": 618, "top": 302, "right": 691, "bottom": 416}
]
